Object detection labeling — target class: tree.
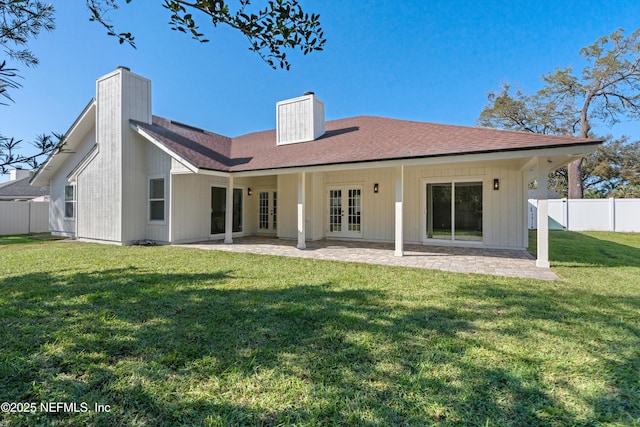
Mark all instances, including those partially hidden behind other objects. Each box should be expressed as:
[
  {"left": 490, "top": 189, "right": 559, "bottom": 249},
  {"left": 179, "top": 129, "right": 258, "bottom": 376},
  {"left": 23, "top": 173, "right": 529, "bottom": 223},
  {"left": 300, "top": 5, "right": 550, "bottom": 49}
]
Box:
[
  {"left": 1, "top": 0, "right": 58, "bottom": 173},
  {"left": 478, "top": 28, "right": 640, "bottom": 198},
  {"left": 544, "top": 136, "right": 640, "bottom": 198},
  {"left": 87, "top": 0, "right": 326, "bottom": 70},
  {"left": 1, "top": 0, "right": 326, "bottom": 174}
]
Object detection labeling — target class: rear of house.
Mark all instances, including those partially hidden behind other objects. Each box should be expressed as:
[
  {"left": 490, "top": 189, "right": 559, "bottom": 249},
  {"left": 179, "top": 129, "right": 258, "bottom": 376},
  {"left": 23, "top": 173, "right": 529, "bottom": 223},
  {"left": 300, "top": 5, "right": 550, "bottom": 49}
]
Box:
[{"left": 31, "top": 67, "right": 602, "bottom": 267}]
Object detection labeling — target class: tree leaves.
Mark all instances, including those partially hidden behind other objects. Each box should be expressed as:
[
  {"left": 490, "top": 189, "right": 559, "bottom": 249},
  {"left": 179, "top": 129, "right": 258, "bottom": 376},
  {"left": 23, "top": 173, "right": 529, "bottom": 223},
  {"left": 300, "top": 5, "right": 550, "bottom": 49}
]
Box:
[
  {"left": 478, "top": 28, "right": 640, "bottom": 198},
  {"left": 0, "top": 132, "right": 65, "bottom": 174},
  {"left": 89, "top": 0, "right": 326, "bottom": 70}
]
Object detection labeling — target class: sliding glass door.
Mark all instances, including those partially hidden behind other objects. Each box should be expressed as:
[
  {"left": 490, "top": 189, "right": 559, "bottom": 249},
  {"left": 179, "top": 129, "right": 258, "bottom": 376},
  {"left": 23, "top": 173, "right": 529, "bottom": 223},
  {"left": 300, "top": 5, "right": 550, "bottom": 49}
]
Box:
[
  {"left": 211, "top": 187, "right": 243, "bottom": 235},
  {"left": 426, "top": 181, "right": 482, "bottom": 242}
]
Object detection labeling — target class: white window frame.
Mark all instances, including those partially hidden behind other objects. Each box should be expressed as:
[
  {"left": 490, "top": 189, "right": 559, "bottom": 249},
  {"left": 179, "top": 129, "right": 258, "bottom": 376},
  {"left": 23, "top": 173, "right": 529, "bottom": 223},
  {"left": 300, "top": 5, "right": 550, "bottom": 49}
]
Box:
[
  {"left": 148, "top": 176, "right": 166, "bottom": 223},
  {"left": 420, "top": 177, "right": 486, "bottom": 246},
  {"left": 64, "top": 184, "right": 76, "bottom": 219}
]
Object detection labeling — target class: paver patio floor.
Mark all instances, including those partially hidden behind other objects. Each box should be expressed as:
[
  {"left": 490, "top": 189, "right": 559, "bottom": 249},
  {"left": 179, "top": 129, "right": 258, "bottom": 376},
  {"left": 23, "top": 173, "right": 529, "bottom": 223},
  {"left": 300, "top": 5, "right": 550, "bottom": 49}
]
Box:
[{"left": 180, "top": 236, "right": 558, "bottom": 280}]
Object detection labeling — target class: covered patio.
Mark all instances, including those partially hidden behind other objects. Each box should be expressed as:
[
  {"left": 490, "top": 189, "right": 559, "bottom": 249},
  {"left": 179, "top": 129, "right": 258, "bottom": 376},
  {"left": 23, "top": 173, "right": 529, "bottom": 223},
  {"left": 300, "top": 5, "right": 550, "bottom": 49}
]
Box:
[{"left": 179, "top": 236, "right": 558, "bottom": 280}]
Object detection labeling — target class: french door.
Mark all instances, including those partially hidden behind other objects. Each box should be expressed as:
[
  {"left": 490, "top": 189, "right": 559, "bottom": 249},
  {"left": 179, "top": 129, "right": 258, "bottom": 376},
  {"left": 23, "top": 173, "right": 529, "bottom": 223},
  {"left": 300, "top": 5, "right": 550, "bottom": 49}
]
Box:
[
  {"left": 257, "top": 189, "right": 277, "bottom": 234},
  {"left": 328, "top": 186, "right": 362, "bottom": 238}
]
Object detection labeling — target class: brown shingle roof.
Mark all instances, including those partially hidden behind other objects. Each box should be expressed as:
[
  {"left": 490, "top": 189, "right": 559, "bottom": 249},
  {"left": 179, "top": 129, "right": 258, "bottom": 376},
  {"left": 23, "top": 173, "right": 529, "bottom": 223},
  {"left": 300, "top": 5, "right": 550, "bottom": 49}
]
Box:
[{"left": 132, "top": 115, "right": 602, "bottom": 172}]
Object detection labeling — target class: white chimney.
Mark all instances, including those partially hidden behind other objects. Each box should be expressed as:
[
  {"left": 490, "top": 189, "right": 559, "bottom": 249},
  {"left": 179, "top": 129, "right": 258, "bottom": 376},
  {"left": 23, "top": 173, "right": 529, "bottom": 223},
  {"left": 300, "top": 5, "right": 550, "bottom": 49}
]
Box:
[
  {"left": 9, "top": 168, "right": 31, "bottom": 181},
  {"left": 276, "top": 92, "right": 325, "bottom": 145}
]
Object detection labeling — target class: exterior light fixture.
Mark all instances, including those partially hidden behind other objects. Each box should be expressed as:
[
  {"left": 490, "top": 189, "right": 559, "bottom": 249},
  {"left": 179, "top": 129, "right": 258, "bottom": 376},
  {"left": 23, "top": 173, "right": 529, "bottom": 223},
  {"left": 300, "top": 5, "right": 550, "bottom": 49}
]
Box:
[
  {"left": 374, "top": 183, "right": 379, "bottom": 193},
  {"left": 493, "top": 179, "right": 500, "bottom": 191},
  {"left": 247, "top": 188, "right": 252, "bottom": 196}
]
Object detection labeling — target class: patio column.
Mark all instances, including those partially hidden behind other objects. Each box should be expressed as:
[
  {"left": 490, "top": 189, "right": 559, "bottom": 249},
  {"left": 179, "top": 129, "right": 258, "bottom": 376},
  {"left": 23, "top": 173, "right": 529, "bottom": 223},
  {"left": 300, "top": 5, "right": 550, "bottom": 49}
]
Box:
[
  {"left": 224, "top": 174, "right": 234, "bottom": 244},
  {"left": 297, "top": 172, "right": 306, "bottom": 249},
  {"left": 536, "top": 157, "right": 549, "bottom": 267},
  {"left": 395, "top": 165, "right": 404, "bottom": 256}
]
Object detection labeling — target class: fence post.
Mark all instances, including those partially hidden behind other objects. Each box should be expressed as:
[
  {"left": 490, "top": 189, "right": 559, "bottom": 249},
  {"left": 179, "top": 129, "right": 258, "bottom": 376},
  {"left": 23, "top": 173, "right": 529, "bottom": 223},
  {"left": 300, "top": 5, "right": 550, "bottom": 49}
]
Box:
[
  {"left": 609, "top": 198, "right": 616, "bottom": 232},
  {"left": 562, "top": 198, "right": 568, "bottom": 230}
]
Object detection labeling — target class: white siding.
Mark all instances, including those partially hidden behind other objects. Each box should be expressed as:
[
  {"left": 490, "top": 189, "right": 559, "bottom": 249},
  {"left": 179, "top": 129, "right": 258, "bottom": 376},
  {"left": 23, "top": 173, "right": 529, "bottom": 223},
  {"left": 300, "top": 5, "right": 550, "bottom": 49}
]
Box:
[
  {"left": 78, "top": 71, "right": 123, "bottom": 242},
  {"left": 405, "top": 162, "right": 524, "bottom": 248},
  {"left": 171, "top": 174, "right": 252, "bottom": 243},
  {"left": 272, "top": 162, "right": 526, "bottom": 249},
  {"left": 121, "top": 72, "right": 152, "bottom": 243},
  {"left": 276, "top": 174, "right": 298, "bottom": 239},
  {"left": 49, "top": 130, "right": 96, "bottom": 237},
  {"left": 77, "top": 68, "right": 152, "bottom": 244},
  {"left": 145, "top": 143, "right": 172, "bottom": 242},
  {"left": 276, "top": 94, "right": 325, "bottom": 145}
]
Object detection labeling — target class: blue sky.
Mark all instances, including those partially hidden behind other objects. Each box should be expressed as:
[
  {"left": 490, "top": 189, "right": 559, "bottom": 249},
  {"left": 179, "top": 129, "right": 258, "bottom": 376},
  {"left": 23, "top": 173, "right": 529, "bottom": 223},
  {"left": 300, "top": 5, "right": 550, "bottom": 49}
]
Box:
[{"left": 2, "top": 0, "right": 640, "bottom": 181}]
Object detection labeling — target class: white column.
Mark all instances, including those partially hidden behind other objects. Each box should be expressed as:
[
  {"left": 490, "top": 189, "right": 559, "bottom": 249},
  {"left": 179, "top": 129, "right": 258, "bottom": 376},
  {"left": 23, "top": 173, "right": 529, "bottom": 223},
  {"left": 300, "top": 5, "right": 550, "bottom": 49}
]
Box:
[
  {"left": 224, "top": 174, "right": 234, "bottom": 244},
  {"left": 536, "top": 158, "right": 549, "bottom": 268},
  {"left": 394, "top": 165, "right": 404, "bottom": 257},
  {"left": 297, "top": 172, "right": 306, "bottom": 249}
]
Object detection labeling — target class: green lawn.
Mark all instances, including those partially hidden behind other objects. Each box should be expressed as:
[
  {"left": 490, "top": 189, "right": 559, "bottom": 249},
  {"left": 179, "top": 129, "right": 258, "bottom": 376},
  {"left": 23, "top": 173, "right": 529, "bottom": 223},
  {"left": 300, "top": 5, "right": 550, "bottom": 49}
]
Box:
[{"left": 0, "top": 231, "right": 638, "bottom": 426}]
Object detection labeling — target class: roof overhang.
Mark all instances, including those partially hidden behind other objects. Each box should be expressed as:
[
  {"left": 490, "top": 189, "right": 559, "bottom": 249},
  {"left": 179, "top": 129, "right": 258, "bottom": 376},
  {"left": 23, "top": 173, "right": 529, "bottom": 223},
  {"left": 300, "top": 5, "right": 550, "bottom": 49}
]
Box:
[
  {"left": 30, "top": 99, "right": 97, "bottom": 186},
  {"left": 227, "top": 141, "right": 603, "bottom": 178}
]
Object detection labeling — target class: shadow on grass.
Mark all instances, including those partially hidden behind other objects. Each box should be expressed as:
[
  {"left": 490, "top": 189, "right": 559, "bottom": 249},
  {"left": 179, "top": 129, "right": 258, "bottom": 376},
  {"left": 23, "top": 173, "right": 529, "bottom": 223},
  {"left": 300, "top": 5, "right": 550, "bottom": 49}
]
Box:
[
  {"left": 0, "top": 233, "right": 66, "bottom": 246},
  {"left": 1, "top": 266, "right": 638, "bottom": 425},
  {"left": 529, "top": 230, "right": 640, "bottom": 268}
]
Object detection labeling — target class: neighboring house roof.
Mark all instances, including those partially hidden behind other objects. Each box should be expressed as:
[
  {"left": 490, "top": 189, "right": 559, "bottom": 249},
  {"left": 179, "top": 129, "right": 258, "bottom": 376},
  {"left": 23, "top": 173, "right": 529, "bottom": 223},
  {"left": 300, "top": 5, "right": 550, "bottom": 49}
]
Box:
[
  {"left": 0, "top": 177, "right": 49, "bottom": 200},
  {"left": 132, "top": 115, "right": 603, "bottom": 173}
]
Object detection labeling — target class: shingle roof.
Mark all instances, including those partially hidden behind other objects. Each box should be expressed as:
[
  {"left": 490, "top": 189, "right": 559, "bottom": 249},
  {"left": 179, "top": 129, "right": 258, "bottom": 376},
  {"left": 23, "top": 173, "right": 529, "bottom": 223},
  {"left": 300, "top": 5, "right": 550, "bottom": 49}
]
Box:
[
  {"left": 0, "top": 177, "right": 49, "bottom": 199},
  {"left": 132, "top": 115, "right": 602, "bottom": 173}
]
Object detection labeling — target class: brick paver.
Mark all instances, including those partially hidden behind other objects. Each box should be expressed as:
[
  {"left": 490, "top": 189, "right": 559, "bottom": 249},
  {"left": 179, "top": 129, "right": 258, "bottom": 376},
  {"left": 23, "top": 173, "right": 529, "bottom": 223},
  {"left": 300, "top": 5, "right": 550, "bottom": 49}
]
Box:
[{"left": 180, "top": 236, "right": 558, "bottom": 280}]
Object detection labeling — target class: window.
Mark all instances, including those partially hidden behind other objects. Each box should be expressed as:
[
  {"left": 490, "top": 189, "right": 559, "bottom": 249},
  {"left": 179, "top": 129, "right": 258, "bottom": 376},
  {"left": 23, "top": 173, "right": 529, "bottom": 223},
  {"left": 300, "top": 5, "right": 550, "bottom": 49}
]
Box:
[
  {"left": 64, "top": 185, "right": 75, "bottom": 218},
  {"left": 426, "top": 181, "right": 482, "bottom": 241},
  {"left": 149, "top": 178, "right": 165, "bottom": 221}
]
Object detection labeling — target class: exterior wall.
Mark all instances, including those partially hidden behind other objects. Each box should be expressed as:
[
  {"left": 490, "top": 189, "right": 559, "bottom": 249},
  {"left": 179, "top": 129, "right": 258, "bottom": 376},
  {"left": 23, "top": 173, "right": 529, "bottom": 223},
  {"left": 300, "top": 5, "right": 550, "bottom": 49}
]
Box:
[
  {"left": 77, "top": 71, "right": 123, "bottom": 242},
  {"left": 121, "top": 72, "right": 152, "bottom": 243},
  {"left": 77, "top": 67, "right": 151, "bottom": 244},
  {"left": 49, "top": 130, "right": 96, "bottom": 237},
  {"left": 404, "top": 162, "right": 525, "bottom": 248},
  {"left": 275, "top": 161, "right": 526, "bottom": 249},
  {"left": 246, "top": 175, "right": 277, "bottom": 235},
  {"left": 145, "top": 142, "right": 172, "bottom": 242},
  {"left": 276, "top": 174, "right": 297, "bottom": 239},
  {"left": 171, "top": 173, "right": 252, "bottom": 243}
]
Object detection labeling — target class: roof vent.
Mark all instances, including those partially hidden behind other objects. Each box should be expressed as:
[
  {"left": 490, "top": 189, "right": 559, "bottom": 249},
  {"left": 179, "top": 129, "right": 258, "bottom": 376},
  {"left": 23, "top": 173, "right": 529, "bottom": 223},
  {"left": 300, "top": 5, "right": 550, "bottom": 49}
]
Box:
[
  {"left": 303, "top": 91, "right": 315, "bottom": 96},
  {"left": 276, "top": 93, "right": 325, "bottom": 145},
  {"left": 117, "top": 65, "right": 131, "bottom": 71}
]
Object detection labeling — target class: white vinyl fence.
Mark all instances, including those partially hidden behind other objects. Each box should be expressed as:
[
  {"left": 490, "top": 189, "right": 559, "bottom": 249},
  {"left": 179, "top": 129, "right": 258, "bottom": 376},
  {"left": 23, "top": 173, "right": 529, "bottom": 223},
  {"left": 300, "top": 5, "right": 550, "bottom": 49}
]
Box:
[
  {"left": 0, "top": 201, "right": 49, "bottom": 235},
  {"left": 528, "top": 198, "right": 640, "bottom": 232}
]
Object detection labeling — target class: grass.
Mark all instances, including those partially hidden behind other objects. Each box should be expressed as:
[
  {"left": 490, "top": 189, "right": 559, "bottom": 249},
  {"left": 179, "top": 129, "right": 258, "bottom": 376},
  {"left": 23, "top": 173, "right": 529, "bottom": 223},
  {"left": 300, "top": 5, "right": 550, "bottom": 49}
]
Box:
[{"left": 0, "top": 231, "right": 638, "bottom": 426}]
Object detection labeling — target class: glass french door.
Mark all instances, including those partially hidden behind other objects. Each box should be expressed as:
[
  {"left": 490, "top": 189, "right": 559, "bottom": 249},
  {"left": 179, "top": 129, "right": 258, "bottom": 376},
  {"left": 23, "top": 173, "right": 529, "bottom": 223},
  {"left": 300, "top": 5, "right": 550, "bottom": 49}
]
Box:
[
  {"left": 258, "top": 190, "right": 277, "bottom": 233},
  {"left": 328, "top": 186, "right": 362, "bottom": 238}
]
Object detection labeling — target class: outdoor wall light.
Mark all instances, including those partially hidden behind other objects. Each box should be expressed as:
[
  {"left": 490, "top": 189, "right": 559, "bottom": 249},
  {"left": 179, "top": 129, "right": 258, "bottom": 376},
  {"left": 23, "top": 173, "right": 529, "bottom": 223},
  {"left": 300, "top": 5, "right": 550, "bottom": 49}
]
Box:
[
  {"left": 493, "top": 179, "right": 500, "bottom": 191},
  {"left": 374, "top": 183, "right": 379, "bottom": 193},
  {"left": 247, "top": 188, "right": 252, "bottom": 196}
]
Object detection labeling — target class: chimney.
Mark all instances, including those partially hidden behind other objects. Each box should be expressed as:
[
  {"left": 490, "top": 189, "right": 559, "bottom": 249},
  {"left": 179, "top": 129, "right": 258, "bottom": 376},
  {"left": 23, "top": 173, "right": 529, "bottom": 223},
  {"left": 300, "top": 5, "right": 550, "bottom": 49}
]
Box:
[
  {"left": 9, "top": 168, "right": 31, "bottom": 181},
  {"left": 276, "top": 93, "right": 325, "bottom": 145}
]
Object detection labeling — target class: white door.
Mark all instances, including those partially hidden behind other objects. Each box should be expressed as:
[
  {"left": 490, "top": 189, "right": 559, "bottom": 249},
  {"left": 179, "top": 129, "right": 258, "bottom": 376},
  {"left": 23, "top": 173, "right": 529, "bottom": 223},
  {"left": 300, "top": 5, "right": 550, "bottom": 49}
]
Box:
[
  {"left": 257, "top": 189, "right": 277, "bottom": 234},
  {"left": 328, "top": 186, "right": 362, "bottom": 238}
]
